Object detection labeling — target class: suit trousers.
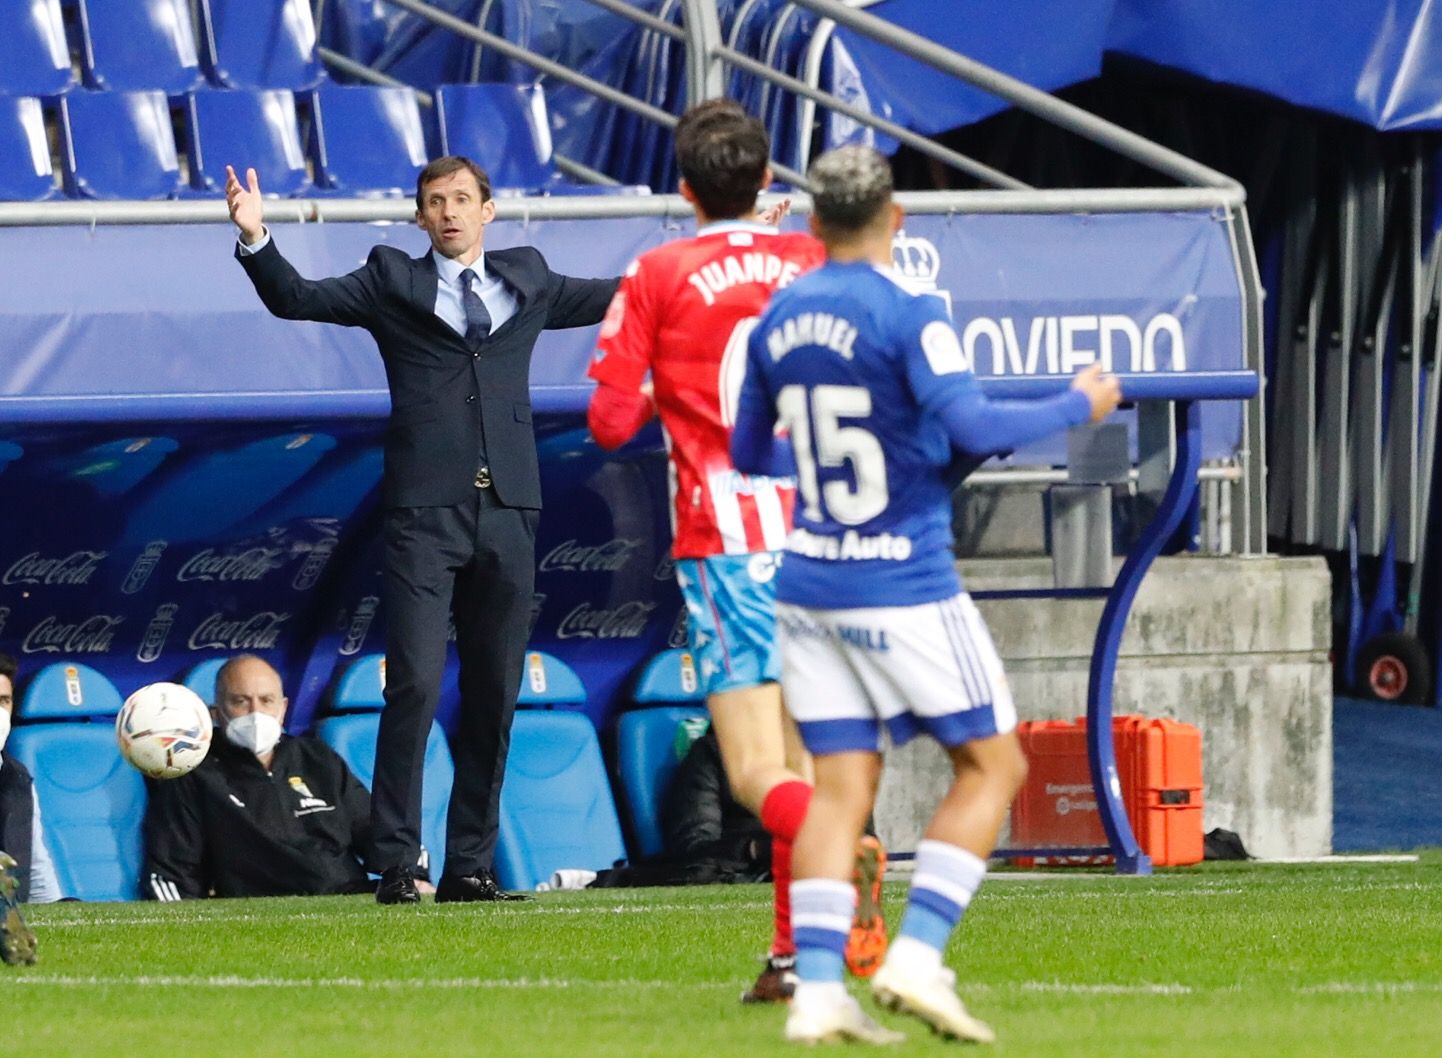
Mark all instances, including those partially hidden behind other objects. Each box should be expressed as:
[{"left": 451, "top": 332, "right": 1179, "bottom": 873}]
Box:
[{"left": 370, "top": 486, "right": 538, "bottom": 876}]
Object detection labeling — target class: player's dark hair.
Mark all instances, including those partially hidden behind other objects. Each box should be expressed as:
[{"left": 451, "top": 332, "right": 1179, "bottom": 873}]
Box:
[
  {"left": 0, "top": 651, "right": 16, "bottom": 687},
  {"left": 808, "top": 146, "right": 894, "bottom": 237},
  {"left": 416, "top": 156, "right": 492, "bottom": 212},
  {"left": 674, "top": 100, "right": 771, "bottom": 220}
]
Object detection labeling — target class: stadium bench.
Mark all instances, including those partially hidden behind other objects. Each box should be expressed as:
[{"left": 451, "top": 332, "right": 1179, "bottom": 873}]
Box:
[
  {"left": 183, "top": 89, "right": 312, "bottom": 198},
  {"left": 516, "top": 649, "right": 588, "bottom": 709},
  {"left": 9, "top": 662, "right": 145, "bottom": 902},
  {"left": 0, "top": 0, "right": 74, "bottom": 97},
  {"left": 309, "top": 85, "right": 429, "bottom": 198},
  {"left": 76, "top": 0, "right": 205, "bottom": 95},
  {"left": 198, "top": 0, "right": 325, "bottom": 91},
  {"left": 0, "top": 96, "right": 57, "bottom": 201},
  {"left": 58, "top": 91, "right": 186, "bottom": 201}
]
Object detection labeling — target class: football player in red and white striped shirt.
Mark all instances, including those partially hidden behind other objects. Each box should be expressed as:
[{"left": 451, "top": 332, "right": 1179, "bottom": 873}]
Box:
[{"left": 587, "top": 100, "right": 886, "bottom": 1003}]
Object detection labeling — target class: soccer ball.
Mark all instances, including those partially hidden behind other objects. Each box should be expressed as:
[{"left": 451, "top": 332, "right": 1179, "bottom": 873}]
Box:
[{"left": 116, "top": 682, "right": 213, "bottom": 779}]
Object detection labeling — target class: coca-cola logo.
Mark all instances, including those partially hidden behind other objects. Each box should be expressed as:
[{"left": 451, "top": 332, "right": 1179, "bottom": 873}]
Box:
[
  {"left": 187, "top": 610, "right": 290, "bottom": 651},
  {"left": 539, "top": 538, "right": 644, "bottom": 574},
  {"left": 176, "top": 547, "right": 286, "bottom": 583},
  {"left": 556, "top": 601, "right": 656, "bottom": 640},
  {"left": 3, "top": 551, "right": 107, "bottom": 587},
  {"left": 22, "top": 614, "right": 124, "bottom": 654}
]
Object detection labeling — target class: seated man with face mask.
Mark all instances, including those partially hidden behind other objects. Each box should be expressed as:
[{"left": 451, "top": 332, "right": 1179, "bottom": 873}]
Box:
[{"left": 142, "top": 654, "right": 389, "bottom": 900}]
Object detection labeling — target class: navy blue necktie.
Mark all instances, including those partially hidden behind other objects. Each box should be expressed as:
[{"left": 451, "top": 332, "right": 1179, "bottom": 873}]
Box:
[{"left": 458, "top": 267, "right": 492, "bottom": 343}]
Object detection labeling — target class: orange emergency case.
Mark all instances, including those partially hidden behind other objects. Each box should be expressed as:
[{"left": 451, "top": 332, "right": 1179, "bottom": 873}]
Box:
[{"left": 1009, "top": 716, "right": 1203, "bottom": 867}]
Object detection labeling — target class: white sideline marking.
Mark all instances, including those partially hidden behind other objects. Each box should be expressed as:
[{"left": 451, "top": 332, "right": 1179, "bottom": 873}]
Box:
[
  {"left": 1299, "top": 982, "right": 1442, "bottom": 995},
  {"left": 1260, "top": 855, "right": 1420, "bottom": 864}
]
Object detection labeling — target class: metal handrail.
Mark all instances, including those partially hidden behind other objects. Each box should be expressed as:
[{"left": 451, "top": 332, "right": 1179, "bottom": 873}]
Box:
[
  {"left": 0, "top": 186, "right": 1244, "bottom": 228},
  {"left": 786, "top": 0, "right": 1241, "bottom": 192}
]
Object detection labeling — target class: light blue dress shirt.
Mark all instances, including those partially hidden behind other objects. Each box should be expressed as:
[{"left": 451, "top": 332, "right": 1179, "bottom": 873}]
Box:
[{"left": 237, "top": 229, "right": 519, "bottom": 336}]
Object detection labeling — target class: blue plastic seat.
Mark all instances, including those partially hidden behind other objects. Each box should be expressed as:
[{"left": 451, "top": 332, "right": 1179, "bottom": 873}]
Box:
[
  {"left": 10, "top": 663, "right": 145, "bottom": 902},
  {"left": 0, "top": 0, "right": 75, "bottom": 96},
  {"left": 182, "top": 658, "right": 229, "bottom": 704},
  {"left": 199, "top": 0, "right": 324, "bottom": 91},
  {"left": 76, "top": 0, "right": 204, "bottom": 94},
  {"left": 495, "top": 711, "right": 627, "bottom": 891},
  {"left": 310, "top": 85, "right": 427, "bottom": 197},
  {"left": 516, "top": 650, "right": 587, "bottom": 708},
  {"left": 633, "top": 648, "right": 705, "bottom": 705},
  {"left": 616, "top": 706, "right": 709, "bottom": 858},
  {"left": 0, "top": 96, "right": 57, "bottom": 201},
  {"left": 184, "top": 89, "right": 311, "bottom": 197},
  {"left": 436, "top": 83, "right": 558, "bottom": 193},
  {"left": 319, "top": 653, "right": 454, "bottom": 878},
  {"left": 59, "top": 91, "right": 185, "bottom": 200}
]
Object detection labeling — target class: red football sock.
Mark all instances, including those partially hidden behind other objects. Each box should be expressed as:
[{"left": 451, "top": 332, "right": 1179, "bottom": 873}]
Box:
[{"left": 760, "top": 781, "right": 812, "bottom": 957}]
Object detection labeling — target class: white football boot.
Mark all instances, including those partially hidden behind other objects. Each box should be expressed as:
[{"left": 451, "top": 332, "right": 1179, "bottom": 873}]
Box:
[
  {"left": 870, "top": 939, "right": 994, "bottom": 1043},
  {"left": 784, "top": 982, "right": 905, "bottom": 1045}
]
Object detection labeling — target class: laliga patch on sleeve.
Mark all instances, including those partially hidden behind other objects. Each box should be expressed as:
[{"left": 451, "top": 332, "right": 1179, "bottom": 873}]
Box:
[
  {"left": 599, "top": 290, "right": 626, "bottom": 341},
  {"left": 920, "top": 320, "right": 968, "bottom": 375}
]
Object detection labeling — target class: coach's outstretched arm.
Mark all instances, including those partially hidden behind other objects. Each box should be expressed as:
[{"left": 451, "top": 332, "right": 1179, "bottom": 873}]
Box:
[{"left": 226, "top": 164, "right": 379, "bottom": 327}]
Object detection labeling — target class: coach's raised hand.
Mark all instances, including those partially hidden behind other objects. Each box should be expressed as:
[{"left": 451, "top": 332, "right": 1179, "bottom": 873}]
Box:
[
  {"left": 1071, "top": 363, "right": 1123, "bottom": 423},
  {"left": 225, "top": 165, "right": 265, "bottom": 245}
]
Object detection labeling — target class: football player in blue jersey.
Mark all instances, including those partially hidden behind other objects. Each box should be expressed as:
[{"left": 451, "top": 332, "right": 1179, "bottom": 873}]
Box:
[{"left": 732, "top": 145, "right": 1121, "bottom": 1045}]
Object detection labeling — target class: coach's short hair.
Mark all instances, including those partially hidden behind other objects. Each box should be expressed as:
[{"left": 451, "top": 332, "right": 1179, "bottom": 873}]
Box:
[
  {"left": 415, "top": 156, "right": 492, "bottom": 211},
  {"left": 808, "top": 146, "right": 893, "bottom": 234},
  {"left": 674, "top": 99, "right": 771, "bottom": 220}
]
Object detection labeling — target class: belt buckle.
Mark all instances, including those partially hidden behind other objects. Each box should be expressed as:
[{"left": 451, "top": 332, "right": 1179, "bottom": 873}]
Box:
[{"left": 474, "top": 466, "right": 493, "bottom": 489}]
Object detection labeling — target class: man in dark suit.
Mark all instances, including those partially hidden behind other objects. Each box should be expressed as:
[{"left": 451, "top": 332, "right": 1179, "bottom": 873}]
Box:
[{"left": 226, "top": 156, "right": 618, "bottom": 904}]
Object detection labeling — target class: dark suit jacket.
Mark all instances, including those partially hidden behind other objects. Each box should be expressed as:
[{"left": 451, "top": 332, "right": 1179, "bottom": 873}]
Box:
[{"left": 236, "top": 237, "right": 618, "bottom": 508}]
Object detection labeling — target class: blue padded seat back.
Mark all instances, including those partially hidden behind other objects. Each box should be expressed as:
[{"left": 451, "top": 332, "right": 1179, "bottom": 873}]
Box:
[
  {"left": 0, "top": 96, "right": 57, "bottom": 201},
  {"left": 185, "top": 89, "right": 311, "bottom": 198},
  {"left": 516, "top": 650, "right": 587, "bottom": 708},
  {"left": 0, "top": 0, "right": 74, "bottom": 96},
  {"left": 7, "top": 725, "right": 146, "bottom": 901},
  {"left": 59, "top": 90, "right": 184, "bottom": 201},
  {"left": 199, "top": 0, "right": 324, "bottom": 91},
  {"left": 616, "top": 706, "right": 709, "bottom": 858},
  {"left": 333, "top": 653, "right": 386, "bottom": 712},
  {"left": 20, "top": 662, "right": 125, "bottom": 720},
  {"left": 316, "top": 714, "right": 453, "bottom": 879},
  {"left": 76, "top": 0, "right": 204, "bottom": 94},
  {"left": 634, "top": 649, "right": 705, "bottom": 704},
  {"left": 436, "top": 83, "right": 558, "bottom": 191},
  {"left": 495, "top": 711, "right": 626, "bottom": 891},
  {"left": 311, "top": 85, "right": 427, "bottom": 197},
  {"left": 182, "top": 658, "right": 229, "bottom": 705}
]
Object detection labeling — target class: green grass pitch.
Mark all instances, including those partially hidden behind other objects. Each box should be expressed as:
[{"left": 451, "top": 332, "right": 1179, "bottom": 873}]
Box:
[{"left": 4, "top": 855, "right": 1440, "bottom": 1056}]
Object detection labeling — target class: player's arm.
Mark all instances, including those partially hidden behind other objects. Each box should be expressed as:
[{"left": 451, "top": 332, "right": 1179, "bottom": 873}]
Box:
[
  {"left": 730, "top": 325, "right": 782, "bottom": 476},
  {"left": 141, "top": 777, "right": 208, "bottom": 901},
  {"left": 587, "top": 262, "right": 659, "bottom": 449},
  {"left": 228, "top": 165, "right": 378, "bottom": 327},
  {"left": 907, "top": 310, "right": 1121, "bottom": 455}
]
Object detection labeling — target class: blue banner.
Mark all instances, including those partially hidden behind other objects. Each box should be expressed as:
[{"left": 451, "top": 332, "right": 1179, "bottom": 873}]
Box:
[{"left": 0, "top": 208, "right": 1245, "bottom": 732}]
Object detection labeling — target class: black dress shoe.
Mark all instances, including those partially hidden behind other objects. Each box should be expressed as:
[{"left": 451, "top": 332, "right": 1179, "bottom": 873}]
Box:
[
  {"left": 435, "top": 869, "right": 530, "bottom": 903},
  {"left": 375, "top": 865, "right": 421, "bottom": 905}
]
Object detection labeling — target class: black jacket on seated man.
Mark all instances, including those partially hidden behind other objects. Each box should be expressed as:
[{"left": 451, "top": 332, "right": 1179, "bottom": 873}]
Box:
[{"left": 142, "top": 735, "right": 375, "bottom": 900}]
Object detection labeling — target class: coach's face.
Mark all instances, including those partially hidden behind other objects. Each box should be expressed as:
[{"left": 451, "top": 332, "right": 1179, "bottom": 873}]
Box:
[{"left": 416, "top": 169, "right": 496, "bottom": 265}]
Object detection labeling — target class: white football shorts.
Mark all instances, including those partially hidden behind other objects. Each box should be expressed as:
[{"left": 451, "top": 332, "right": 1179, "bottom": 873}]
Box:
[{"left": 776, "top": 593, "right": 1017, "bottom": 754}]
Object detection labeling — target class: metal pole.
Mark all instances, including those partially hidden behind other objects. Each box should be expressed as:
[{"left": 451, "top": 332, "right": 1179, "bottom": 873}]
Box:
[
  {"left": 715, "top": 44, "right": 1029, "bottom": 190},
  {"left": 679, "top": 0, "right": 725, "bottom": 105},
  {"left": 0, "top": 186, "right": 1244, "bottom": 228},
  {"left": 787, "top": 0, "right": 1242, "bottom": 192}
]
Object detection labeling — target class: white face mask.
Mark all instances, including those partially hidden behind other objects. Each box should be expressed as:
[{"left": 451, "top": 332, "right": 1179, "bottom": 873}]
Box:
[
  {"left": 224, "top": 712, "right": 283, "bottom": 757},
  {"left": 0, "top": 708, "right": 10, "bottom": 753}
]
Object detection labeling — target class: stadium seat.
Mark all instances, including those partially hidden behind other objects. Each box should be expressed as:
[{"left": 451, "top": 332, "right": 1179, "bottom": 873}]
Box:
[
  {"left": 184, "top": 89, "right": 312, "bottom": 198},
  {"left": 310, "top": 85, "right": 427, "bottom": 197},
  {"left": 182, "top": 658, "right": 228, "bottom": 704},
  {"left": 199, "top": 0, "right": 325, "bottom": 91},
  {"left": 633, "top": 648, "right": 705, "bottom": 705},
  {"left": 516, "top": 650, "right": 587, "bottom": 708},
  {"left": 10, "top": 663, "right": 145, "bottom": 902},
  {"left": 0, "top": 96, "right": 57, "bottom": 201},
  {"left": 435, "top": 83, "right": 646, "bottom": 195},
  {"left": 494, "top": 710, "right": 627, "bottom": 891},
  {"left": 58, "top": 91, "right": 185, "bottom": 200},
  {"left": 319, "top": 653, "right": 453, "bottom": 878},
  {"left": 76, "top": 0, "right": 204, "bottom": 94},
  {"left": 616, "top": 706, "right": 709, "bottom": 859},
  {"left": 0, "top": 0, "right": 75, "bottom": 96}
]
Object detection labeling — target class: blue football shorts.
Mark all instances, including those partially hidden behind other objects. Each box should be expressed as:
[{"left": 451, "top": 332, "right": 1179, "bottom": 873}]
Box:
[{"left": 674, "top": 552, "right": 782, "bottom": 696}]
